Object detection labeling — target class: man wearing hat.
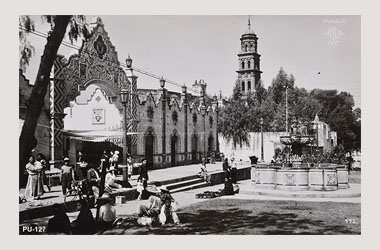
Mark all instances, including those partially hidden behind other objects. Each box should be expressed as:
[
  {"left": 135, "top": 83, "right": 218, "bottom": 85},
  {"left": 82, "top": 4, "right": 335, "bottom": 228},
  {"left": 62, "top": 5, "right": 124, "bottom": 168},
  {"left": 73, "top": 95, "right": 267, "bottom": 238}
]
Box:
[
  {"left": 105, "top": 166, "right": 122, "bottom": 193},
  {"left": 137, "top": 186, "right": 162, "bottom": 224},
  {"left": 97, "top": 193, "right": 117, "bottom": 230},
  {"left": 60, "top": 158, "right": 74, "bottom": 195}
]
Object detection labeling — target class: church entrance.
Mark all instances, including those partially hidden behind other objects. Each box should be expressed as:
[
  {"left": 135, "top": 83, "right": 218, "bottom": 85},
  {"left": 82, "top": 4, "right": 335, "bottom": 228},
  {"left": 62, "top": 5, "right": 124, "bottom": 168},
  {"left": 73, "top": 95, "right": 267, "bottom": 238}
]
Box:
[
  {"left": 191, "top": 134, "right": 198, "bottom": 163},
  {"left": 145, "top": 131, "right": 154, "bottom": 166},
  {"left": 171, "top": 135, "right": 178, "bottom": 167},
  {"left": 208, "top": 136, "right": 215, "bottom": 153}
]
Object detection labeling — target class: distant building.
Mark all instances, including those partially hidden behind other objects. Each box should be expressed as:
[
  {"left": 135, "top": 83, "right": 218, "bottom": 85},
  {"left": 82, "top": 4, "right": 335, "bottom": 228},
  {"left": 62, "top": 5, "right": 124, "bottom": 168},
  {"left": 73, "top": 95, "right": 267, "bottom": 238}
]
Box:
[{"left": 236, "top": 17, "right": 262, "bottom": 94}]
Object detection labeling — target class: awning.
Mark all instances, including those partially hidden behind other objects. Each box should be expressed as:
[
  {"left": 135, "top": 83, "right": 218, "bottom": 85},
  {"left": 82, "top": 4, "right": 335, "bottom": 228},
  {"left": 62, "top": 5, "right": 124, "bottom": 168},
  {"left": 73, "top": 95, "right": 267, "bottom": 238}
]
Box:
[{"left": 63, "top": 130, "right": 139, "bottom": 144}]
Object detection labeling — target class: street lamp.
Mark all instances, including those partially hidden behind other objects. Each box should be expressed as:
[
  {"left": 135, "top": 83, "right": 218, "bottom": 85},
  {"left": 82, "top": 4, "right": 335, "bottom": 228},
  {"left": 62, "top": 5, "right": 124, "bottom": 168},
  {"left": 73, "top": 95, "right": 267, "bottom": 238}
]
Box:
[
  {"left": 284, "top": 84, "right": 289, "bottom": 134},
  {"left": 313, "top": 114, "right": 320, "bottom": 155},
  {"left": 120, "top": 88, "right": 130, "bottom": 165},
  {"left": 200, "top": 104, "right": 207, "bottom": 162},
  {"left": 260, "top": 117, "right": 264, "bottom": 162},
  {"left": 126, "top": 54, "right": 133, "bottom": 68}
]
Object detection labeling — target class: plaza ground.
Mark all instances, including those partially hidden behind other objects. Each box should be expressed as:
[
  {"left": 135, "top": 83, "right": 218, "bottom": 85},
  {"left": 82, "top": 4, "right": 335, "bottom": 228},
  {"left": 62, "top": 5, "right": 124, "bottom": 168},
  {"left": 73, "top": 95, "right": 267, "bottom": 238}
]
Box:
[{"left": 19, "top": 161, "right": 361, "bottom": 235}]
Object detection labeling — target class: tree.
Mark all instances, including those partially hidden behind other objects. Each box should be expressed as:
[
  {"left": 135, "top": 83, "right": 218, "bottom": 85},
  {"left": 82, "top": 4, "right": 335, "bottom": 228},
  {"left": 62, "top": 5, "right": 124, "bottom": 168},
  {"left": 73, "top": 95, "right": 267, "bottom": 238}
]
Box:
[
  {"left": 218, "top": 83, "right": 252, "bottom": 148},
  {"left": 19, "top": 15, "right": 89, "bottom": 187}
]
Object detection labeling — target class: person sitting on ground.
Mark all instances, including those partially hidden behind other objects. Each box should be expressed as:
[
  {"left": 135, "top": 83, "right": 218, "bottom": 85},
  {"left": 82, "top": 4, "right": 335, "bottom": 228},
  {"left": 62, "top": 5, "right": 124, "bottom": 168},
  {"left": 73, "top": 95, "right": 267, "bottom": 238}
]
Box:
[
  {"left": 47, "top": 203, "right": 71, "bottom": 235},
  {"left": 104, "top": 166, "right": 122, "bottom": 194},
  {"left": 137, "top": 186, "right": 162, "bottom": 225},
  {"left": 198, "top": 158, "right": 211, "bottom": 184},
  {"left": 71, "top": 200, "right": 97, "bottom": 235},
  {"left": 159, "top": 185, "right": 180, "bottom": 211},
  {"left": 97, "top": 194, "right": 117, "bottom": 231},
  {"left": 223, "top": 165, "right": 234, "bottom": 196},
  {"left": 159, "top": 196, "right": 180, "bottom": 225}
]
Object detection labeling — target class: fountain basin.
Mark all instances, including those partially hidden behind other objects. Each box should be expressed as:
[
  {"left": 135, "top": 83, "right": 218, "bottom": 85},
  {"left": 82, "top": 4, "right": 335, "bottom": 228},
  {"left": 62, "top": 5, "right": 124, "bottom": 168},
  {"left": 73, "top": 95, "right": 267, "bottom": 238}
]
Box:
[
  {"left": 276, "top": 168, "right": 309, "bottom": 191},
  {"left": 253, "top": 164, "right": 347, "bottom": 191}
]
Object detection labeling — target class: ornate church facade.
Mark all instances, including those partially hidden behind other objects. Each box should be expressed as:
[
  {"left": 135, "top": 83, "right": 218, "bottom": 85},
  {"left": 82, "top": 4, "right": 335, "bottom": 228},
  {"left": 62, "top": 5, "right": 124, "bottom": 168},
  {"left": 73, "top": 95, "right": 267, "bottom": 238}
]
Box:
[{"left": 19, "top": 17, "right": 218, "bottom": 169}]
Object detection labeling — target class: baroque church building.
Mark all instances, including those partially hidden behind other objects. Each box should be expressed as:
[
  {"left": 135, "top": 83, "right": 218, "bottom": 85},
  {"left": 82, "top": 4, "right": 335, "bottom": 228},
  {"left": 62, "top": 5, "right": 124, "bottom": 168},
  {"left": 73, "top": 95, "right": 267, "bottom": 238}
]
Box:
[{"left": 20, "top": 17, "right": 219, "bottom": 170}]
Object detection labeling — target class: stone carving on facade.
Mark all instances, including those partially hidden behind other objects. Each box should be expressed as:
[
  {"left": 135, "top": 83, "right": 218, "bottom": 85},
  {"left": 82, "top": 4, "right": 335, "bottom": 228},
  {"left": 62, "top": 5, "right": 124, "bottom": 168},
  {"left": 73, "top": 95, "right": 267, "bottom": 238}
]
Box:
[
  {"left": 172, "top": 111, "right": 178, "bottom": 125},
  {"left": 61, "top": 21, "right": 129, "bottom": 108}
]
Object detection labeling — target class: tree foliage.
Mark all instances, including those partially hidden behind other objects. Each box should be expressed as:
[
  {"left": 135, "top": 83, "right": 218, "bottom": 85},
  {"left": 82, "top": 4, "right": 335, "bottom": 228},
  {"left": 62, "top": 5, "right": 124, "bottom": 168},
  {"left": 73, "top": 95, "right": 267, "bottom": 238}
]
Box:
[
  {"left": 219, "top": 68, "right": 361, "bottom": 152},
  {"left": 19, "top": 15, "right": 89, "bottom": 187}
]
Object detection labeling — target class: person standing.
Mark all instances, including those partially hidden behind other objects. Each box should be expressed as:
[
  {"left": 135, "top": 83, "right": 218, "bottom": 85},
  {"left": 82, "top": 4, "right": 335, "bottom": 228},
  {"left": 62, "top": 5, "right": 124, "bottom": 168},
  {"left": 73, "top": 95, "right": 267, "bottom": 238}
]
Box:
[
  {"left": 230, "top": 155, "right": 238, "bottom": 184},
  {"left": 77, "top": 151, "right": 88, "bottom": 180},
  {"left": 60, "top": 158, "right": 74, "bottom": 195},
  {"left": 100, "top": 150, "right": 110, "bottom": 171},
  {"left": 139, "top": 158, "right": 149, "bottom": 188},
  {"left": 112, "top": 150, "right": 120, "bottom": 174},
  {"left": 87, "top": 165, "right": 100, "bottom": 199},
  {"left": 24, "top": 156, "right": 43, "bottom": 200},
  {"left": 127, "top": 155, "right": 133, "bottom": 181},
  {"left": 222, "top": 158, "right": 229, "bottom": 172}
]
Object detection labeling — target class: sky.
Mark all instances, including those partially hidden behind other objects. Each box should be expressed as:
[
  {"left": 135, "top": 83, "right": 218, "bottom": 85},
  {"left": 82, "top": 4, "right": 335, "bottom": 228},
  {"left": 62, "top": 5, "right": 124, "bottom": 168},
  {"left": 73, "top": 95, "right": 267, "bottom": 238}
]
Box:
[{"left": 23, "top": 15, "right": 361, "bottom": 107}]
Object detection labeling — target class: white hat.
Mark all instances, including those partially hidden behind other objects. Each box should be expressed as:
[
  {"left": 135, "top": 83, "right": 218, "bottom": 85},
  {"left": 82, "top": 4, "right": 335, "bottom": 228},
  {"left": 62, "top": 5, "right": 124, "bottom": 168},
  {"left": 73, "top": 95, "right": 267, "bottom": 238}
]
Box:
[
  {"left": 159, "top": 185, "right": 168, "bottom": 192},
  {"left": 107, "top": 166, "right": 116, "bottom": 172},
  {"left": 64, "top": 157, "right": 69, "bottom": 161},
  {"left": 146, "top": 185, "right": 161, "bottom": 194},
  {"left": 114, "top": 150, "right": 119, "bottom": 155}
]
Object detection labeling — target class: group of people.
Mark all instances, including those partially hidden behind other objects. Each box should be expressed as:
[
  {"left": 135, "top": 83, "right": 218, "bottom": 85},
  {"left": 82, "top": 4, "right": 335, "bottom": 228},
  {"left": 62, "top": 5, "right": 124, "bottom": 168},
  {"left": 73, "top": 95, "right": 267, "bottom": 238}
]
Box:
[
  {"left": 24, "top": 154, "right": 50, "bottom": 200},
  {"left": 137, "top": 185, "right": 180, "bottom": 226},
  {"left": 46, "top": 193, "right": 119, "bottom": 235}
]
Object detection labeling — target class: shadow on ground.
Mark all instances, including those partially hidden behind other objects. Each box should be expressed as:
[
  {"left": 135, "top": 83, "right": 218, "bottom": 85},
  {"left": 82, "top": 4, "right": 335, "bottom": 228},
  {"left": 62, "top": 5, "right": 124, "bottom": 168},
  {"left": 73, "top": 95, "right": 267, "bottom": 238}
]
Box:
[{"left": 100, "top": 199, "right": 360, "bottom": 235}]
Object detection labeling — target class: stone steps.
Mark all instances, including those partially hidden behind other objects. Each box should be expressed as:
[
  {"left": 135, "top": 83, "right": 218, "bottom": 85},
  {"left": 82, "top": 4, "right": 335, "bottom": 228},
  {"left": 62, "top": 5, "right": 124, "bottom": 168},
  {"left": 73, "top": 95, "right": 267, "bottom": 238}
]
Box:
[
  {"left": 165, "top": 177, "right": 205, "bottom": 191},
  {"left": 170, "top": 181, "right": 211, "bottom": 194}
]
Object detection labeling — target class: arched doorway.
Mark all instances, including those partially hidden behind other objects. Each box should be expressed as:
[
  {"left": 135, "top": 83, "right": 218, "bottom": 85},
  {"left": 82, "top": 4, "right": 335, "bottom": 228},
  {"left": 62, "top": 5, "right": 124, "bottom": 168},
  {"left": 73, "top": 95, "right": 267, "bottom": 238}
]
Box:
[
  {"left": 145, "top": 130, "right": 154, "bottom": 166},
  {"left": 208, "top": 135, "right": 214, "bottom": 154},
  {"left": 191, "top": 134, "right": 198, "bottom": 163},
  {"left": 171, "top": 134, "right": 178, "bottom": 167},
  {"left": 49, "top": 19, "right": 136, "bottom": 167}
]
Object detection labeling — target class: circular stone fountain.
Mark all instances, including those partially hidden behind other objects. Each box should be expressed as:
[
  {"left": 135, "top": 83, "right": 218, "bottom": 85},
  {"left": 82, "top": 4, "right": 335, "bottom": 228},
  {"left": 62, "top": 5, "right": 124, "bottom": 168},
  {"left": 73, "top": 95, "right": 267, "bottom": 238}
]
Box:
[{"left": 253, "top": 120, "right": 349, "bottom": 192}]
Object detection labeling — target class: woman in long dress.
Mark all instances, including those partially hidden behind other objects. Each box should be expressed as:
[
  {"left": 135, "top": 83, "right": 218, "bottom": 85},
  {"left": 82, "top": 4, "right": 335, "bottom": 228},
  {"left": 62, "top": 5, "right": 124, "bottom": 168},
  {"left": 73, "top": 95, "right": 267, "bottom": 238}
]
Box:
[{"left": 24, "top": 156, "right": 43, "bottom": 200}]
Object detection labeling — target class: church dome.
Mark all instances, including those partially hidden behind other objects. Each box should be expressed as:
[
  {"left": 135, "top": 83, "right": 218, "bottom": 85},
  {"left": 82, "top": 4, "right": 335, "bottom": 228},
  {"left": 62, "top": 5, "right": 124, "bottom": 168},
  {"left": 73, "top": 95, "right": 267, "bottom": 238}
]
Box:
[
  {"left": 242, "top": 17, "right": 256, "bottom": 36},
  {"left": 244, "top": 27, "right": 256, "bottom": 35}
]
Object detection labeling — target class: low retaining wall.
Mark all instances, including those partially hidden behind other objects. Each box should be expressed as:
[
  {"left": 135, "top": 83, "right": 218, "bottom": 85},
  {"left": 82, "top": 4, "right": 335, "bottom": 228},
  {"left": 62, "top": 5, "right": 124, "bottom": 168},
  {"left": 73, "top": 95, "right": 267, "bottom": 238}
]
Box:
[
  {"left": 209, "top": 167, "right": 251, "bottom": 185},
  {"left": 252, "top": 164, "right": 349, "bottom": 191}
]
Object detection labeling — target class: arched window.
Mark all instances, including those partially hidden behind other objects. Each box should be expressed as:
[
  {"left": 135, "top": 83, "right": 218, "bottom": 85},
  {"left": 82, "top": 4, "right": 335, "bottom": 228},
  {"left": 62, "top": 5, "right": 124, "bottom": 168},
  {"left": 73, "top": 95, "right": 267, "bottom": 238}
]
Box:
[
  {"left": 241, "top": 82, "right": 245, "bottom": 92},
  {"left": 248, "top": 81, "right": 251, "bottom": 91},
  {"left": 247, "top": 60, "right": 251, "bottom": 68},
  {"left": 241, "top": 61, "right": 245, "bottom": 69}
]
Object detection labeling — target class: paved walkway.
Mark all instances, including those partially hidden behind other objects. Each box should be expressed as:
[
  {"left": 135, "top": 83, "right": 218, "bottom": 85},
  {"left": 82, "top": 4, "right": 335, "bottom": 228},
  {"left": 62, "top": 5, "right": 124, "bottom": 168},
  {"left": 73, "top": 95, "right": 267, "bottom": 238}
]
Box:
[{"left": 19, "top": 161, "right": 246, "bottom": 213}]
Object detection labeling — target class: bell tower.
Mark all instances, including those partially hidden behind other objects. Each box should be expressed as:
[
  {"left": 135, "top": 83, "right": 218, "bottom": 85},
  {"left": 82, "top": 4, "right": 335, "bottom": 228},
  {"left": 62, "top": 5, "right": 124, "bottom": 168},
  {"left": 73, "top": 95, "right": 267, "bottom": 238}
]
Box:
[{"left": 236, "top": 17, "right": 262, "bottom": 94}]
